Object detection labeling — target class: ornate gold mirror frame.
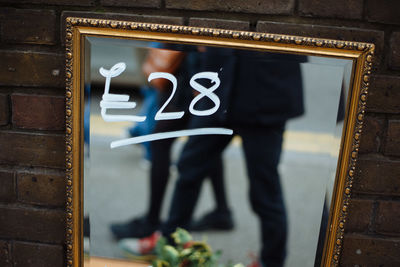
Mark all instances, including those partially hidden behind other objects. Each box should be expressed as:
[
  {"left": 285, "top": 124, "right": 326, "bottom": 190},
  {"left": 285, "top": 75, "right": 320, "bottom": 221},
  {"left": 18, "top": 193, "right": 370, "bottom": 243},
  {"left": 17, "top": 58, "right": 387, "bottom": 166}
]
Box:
[{"left": 65, "top": 17, "right": 374, "bottom": 267}]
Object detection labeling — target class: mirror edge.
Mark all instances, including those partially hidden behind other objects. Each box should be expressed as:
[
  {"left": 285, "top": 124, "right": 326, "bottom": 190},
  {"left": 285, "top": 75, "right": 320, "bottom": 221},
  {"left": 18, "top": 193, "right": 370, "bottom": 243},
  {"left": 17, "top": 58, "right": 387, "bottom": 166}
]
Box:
[
  {"left": 321, "top": 40, "right": 375, "bottom": 266},
  {"left": 65, "top": 17, "right": 375, "bottom": 267}
]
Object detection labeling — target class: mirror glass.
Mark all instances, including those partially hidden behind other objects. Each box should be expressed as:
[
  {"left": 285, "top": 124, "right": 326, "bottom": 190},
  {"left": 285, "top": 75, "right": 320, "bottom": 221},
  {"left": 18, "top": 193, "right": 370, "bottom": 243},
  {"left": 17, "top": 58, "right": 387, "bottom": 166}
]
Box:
[{"left": 83, "top": 36, "right": 353, "bottom": 267}]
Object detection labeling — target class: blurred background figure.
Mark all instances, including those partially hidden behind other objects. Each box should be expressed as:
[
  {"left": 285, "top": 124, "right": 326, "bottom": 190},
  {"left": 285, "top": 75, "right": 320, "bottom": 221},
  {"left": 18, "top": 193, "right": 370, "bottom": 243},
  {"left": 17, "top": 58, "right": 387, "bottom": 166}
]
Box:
[
  {"left": 124, "top": 42, "right": 163, "bottom": 162},
  {"left": 125, "top": 84, "right": 158, "bottom": 162}
]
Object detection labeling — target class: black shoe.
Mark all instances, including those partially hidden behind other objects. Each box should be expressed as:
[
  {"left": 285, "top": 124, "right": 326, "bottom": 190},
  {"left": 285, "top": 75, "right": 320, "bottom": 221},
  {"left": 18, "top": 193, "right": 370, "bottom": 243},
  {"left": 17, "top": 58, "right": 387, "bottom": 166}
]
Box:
[
  {"left": 189, "top": 209, "right": 234, "bottom": 232},
  {"left": 110, "top": 217, "right": 159, "bottom": 239}
]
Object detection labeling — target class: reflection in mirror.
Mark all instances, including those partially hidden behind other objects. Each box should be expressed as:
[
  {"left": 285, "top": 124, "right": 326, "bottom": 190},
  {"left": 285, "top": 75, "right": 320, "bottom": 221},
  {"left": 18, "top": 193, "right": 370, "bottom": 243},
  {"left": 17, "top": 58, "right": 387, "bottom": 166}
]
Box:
[{"left": 83, "top": 36, "right": 353, "bottom": 267}]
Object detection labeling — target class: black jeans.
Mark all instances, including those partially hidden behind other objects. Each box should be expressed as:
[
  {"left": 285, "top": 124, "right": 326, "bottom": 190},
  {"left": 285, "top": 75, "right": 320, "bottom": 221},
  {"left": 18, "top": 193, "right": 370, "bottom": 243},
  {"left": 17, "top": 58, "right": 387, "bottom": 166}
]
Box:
[
  {"left": 146, "top": 92, "right": 228, "bottom": 225},
  {"left": 162, "top": 122, "right": 287, "bottom": 267}
]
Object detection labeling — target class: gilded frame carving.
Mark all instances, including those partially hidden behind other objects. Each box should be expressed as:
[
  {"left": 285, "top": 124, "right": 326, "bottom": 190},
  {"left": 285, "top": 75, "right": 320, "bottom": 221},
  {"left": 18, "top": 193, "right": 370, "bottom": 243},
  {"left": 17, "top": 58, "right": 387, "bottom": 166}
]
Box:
[{"left": 65, "top": 17, "right": 375, "bottom": 267}]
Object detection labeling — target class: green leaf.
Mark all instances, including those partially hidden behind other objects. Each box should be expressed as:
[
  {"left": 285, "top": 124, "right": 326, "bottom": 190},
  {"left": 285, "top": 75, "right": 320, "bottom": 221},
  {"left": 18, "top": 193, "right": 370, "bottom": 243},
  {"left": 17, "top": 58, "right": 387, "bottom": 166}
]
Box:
[
  {"left": 155, "top": 236, "right": 168, "bottom": 256},
  {"left": 163, "top": 245, "right": 180, "bottom": 265},
  {"left": 153, "top": 259, "right": 170, "bottom": 267},
  {"left": 171, "top": 228, "right": 192, "bottom": 245}
]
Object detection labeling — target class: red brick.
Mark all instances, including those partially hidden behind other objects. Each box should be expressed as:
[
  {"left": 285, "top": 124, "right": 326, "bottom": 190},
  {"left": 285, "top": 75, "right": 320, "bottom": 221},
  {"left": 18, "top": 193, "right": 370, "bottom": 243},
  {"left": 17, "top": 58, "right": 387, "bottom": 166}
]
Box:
[
  {"left": 367, "top": 75, "right": 400, "bottom": 113},
  {"left": 346, "top": 199, "right": 373, "bottom": 233},
  {"left": 11, "top": 94, "right": 65, "bottom": 131},
  {"left": 0, "top": 0, "right": 94, "bottom": 5},
  {"left": 256, "top": 21, "right": 384, "bottom": 68},
  {"left": 17, "top": 170, "right": 65, "bottom": 207},
  {"left": 0, "top": 94, "right": 9, "bottom": 126},
  {"left": 61, "top": 11, "right": 184, "bottom": 46},
  {"left": 366, "top": 0, "right": 400, "bottom": 25},
  {"left": 189, "top": 18, "right": 249, "bottom": 31},
  {"left": 0, "top": 51, "right": 64, "bottom": 87},
  {"left": 0, "top": 8, "right": 56, "bottom": 45},
  {"left": 384, "top": 120, "right": 400, "bottom": 156},
  {"left": 353, "top": 158, "right": 400, "bottom": 196},
  {"left": 299, "top": 0, "right": 363, "bottom": 20},
  {"left": 13, "top": 241, "right": 63, "bottom": 267},
  {"left": 0, "top": 171, "right": 15, "bottom": 203},
  {"left": 0, "top": 206, "right": 65, "bottom": 243},
  {"left": 0, "top": 131, "right": 65, "bottom": 168},
  {"left": 358, "top": 115, "right": 385, "bottom": 153},
  {"left": 389, "top": 32, "right": 400, "bottom": 70},
  {"left": 166, "top": 0, "right": 295, "bottom": 15},
  {"left": 100, "top": 0, "right": 161, "bottom": 8},
  {"left": 0, "top": 240, "right": 12, "bottom": 267},
  {"left": 341, "top": 234, "right": 400, "bottom": 266},
  {"left": 376, "top": 201, "right": 400, "bottom": 235}
]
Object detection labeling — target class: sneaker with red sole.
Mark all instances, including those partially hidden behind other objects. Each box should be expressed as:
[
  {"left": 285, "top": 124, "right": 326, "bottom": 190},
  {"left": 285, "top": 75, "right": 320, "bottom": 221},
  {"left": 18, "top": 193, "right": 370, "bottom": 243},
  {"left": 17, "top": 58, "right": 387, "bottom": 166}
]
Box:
[{"left": 118, "top": 231, "right": 160, "bottom": 257}]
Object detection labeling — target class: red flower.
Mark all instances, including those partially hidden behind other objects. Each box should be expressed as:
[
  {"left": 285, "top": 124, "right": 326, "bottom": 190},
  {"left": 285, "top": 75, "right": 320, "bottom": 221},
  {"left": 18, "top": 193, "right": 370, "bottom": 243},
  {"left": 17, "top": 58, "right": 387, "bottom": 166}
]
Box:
[{"left": 183, "top": 241, "right": 194, "bottom": 249}]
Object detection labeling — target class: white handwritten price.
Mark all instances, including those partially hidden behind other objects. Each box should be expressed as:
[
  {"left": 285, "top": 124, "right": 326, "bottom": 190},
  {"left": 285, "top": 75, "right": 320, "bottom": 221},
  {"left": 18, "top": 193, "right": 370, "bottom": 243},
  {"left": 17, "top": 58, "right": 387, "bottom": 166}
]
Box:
[{"left": 99, "top": 62, "right": 233, "bottom": 149}]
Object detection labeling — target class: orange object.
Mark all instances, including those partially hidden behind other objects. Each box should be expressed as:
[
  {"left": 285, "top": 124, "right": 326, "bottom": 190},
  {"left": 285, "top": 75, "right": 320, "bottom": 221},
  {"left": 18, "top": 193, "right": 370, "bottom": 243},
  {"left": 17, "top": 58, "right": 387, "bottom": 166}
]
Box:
[{"left": 142, "top": 48, "right": 185, "bottom": 91}]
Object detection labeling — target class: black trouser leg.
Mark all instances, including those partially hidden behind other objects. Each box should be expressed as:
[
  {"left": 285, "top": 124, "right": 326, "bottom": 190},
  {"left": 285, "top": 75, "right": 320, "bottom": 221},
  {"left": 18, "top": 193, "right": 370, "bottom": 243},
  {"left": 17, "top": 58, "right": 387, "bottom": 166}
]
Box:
[
  {"left": 239, "top": 125, "right": 287, "bottom": 267},
  {"left": 208, "top": 156, "right": 229, "bottom": 212},
  {"left": 146, "top": 117, "right": 187, "bottom": 225},
  {"left": 162, "top": 133, "right": 232, "bottom": 236}
]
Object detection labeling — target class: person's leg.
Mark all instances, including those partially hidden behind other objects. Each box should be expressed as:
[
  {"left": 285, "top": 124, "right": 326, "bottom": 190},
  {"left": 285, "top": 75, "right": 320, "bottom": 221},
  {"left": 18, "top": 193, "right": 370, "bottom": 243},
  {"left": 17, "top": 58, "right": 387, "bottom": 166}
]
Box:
[
  {"left": 110, "top": 119, "right": 180, "bottom": 239},
  {"left": 239, "top": 125, "right": 287, "bottom": 267},
  {"left": 146, "top": 89, "right": 191, "bottom": 224},
  {"left": 111, "top": 92, "right": 188, "bottom": 239},
  {"left": 145, "top": 126, "right": 176, "bottom": 225},
  {"left": 189, "top": 155, "right": 234, "bottom": 231},
  {"left": 127, "top": 87, "right": 159, "bottom": 160},
  {"left": 128, "top": 87, "right": 152, "bottom": 137},
  {"left": 209, "top": 156, "right": 229, "bottom": 212},
  {"left": 162, "top": 133, "right": 232, "bottom": 237},
  {"left": 142, "top": 114, "right": 190, "bottom": 224}
]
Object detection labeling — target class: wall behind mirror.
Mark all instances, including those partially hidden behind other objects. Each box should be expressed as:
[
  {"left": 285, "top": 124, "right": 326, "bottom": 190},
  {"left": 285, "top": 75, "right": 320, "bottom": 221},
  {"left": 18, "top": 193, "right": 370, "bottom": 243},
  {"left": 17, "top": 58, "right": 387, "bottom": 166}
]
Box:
[{"left": 82, "top": 36, "right": 353, "bottom": 267}]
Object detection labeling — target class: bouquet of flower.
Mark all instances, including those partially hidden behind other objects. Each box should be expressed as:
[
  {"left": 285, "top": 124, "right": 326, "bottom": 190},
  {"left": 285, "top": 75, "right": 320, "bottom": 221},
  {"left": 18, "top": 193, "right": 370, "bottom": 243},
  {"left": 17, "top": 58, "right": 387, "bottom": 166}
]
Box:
[{"left": 152, "top": 228, "right": 243, "bottom": 267}]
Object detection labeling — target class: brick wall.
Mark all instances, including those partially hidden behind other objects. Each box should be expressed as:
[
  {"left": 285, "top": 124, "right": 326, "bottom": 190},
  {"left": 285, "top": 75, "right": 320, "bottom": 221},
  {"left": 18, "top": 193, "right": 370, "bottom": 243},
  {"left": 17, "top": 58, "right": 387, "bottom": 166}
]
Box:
[{"left": 0, "top": 1, "right": 399, "bottom": 266}]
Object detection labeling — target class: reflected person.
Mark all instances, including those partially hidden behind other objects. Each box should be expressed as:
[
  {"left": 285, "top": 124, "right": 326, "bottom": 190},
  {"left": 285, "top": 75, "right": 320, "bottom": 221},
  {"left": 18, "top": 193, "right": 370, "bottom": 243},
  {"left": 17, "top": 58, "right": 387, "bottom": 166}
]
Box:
[
  {"left": 111, "top": 48, "right": 234, "bottom": 240},
  {"left": 161, "top": 48, "right": 306, "bottom": 267}
]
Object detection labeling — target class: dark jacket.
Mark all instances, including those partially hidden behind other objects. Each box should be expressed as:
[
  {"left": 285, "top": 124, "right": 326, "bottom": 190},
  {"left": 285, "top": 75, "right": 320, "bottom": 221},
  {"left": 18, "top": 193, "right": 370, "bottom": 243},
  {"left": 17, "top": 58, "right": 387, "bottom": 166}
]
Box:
[{"left": 200, "top": 47, "right": 306, "bottom": 127}]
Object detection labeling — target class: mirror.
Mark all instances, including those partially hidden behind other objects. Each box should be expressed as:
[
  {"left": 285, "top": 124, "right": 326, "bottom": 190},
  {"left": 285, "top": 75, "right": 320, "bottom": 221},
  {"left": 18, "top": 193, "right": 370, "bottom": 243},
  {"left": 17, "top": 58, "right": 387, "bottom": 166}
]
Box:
[{"left": 65, "top": 18, "right": 375, "bottom": 267}]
